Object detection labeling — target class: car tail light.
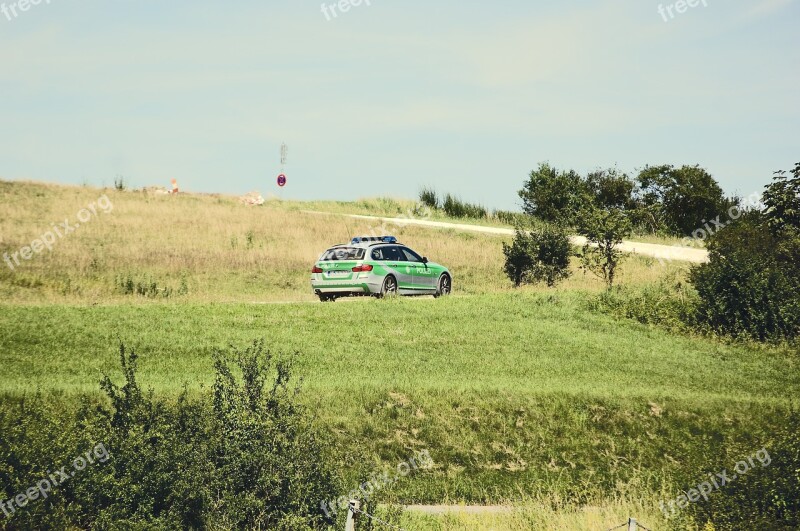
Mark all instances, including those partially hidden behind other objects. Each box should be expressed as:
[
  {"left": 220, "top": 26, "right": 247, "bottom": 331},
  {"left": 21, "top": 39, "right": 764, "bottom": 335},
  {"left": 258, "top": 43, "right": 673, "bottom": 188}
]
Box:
[
  {"left": 312, "top": 266, "right": 323, "bottom": 273},
  {"left": 352, "top": 264, "right": 373, "bottom": 272}
]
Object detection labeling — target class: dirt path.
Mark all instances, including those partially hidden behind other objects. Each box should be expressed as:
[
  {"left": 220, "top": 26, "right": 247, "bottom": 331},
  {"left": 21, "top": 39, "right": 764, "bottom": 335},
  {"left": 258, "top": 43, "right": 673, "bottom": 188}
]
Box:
[{"left": 307, "top": 212, "right": 709, "bottom": 264}]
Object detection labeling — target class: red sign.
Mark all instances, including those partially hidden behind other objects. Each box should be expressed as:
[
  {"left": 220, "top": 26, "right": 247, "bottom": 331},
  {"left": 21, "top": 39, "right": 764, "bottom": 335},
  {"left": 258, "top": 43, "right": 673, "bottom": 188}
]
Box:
[{"left": 277, "top": 174, "right": 287, "bottom": 187}]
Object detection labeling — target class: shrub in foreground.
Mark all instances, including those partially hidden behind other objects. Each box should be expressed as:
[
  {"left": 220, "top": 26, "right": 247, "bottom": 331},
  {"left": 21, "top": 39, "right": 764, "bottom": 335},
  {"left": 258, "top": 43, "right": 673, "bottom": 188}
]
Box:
[
  {"left": 676, "top": 409, "right": 800, "bottom": 530},
  {"left": 0, "top": 341, "right": 340, "bottom": 530},
  {"left": 689, "top": 211, "right": 800, "bottom": 342}
]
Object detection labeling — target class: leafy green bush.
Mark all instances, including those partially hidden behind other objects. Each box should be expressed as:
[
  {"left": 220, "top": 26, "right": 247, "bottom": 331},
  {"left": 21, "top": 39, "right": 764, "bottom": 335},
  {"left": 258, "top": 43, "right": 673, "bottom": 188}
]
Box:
[
  {"left": 0, "top": 341, "right": 340, "bottom": 530},
  {"left": 689, "top": 210, "right": 800, "bottom": 342},
  {"left": 676, "top": 409, "right": 800, "bottom": 530},
  {"left": 502, "top": 225, "right": 572, "bottom": 287}
]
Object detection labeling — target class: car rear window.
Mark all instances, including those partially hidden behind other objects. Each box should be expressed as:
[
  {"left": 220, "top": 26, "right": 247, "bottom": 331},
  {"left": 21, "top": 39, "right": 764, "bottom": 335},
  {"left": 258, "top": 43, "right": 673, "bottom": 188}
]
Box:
[{"left": 321, "top": 247, "right": 365, "bottom": 261}]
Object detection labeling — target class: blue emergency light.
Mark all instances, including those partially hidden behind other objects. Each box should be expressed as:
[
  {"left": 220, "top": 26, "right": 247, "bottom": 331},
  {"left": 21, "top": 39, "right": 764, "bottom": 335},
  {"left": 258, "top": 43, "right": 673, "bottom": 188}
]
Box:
[{"left": 351, "top": 236, "right": 397, "bottom": 244}]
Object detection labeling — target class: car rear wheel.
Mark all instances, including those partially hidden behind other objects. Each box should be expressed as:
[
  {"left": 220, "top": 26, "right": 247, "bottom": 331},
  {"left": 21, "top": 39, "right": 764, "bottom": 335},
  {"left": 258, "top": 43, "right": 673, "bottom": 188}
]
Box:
[
  {"left": 319, "top": 294, "right": 336, "bottom": 302},
  {"left": 378, "top": 275, "right": 398, "bottom": 298},
  {"left": 434, "top": 273, "right": 452, "bottom": 298}
]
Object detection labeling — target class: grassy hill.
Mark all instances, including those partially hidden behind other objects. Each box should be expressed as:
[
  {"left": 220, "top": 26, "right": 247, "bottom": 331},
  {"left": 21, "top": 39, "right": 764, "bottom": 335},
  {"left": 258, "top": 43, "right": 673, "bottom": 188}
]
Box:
[
  {"left": 0, "top": 180, "right": 797, "bottom": 530},
  {"left": 0, "top": 180, "right": 687, "bottom": 304}
]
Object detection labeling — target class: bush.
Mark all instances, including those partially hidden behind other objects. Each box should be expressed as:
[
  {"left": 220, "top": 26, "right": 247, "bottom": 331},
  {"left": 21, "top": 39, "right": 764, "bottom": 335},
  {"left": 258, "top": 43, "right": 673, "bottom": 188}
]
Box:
[
  {"left": 0, "top": 341, "right": 340, "bottom": 530},
  {"left": 677, "top": 409, "right": 800, "bottom": 530},
  {"left": 419, "top": 188, "right": 439, "bottom": 210},
  {"left": 689, "top": 211, "right": 800, "bottom": 342},
  {"left": 577, "top": 207, "right": 632, "bottom": 288},
  {"left": 442, "top": 194, "right": 487, "bottom": 219},
  {"left": 502, "top": 225, "right": 571, "bottom": 287}
]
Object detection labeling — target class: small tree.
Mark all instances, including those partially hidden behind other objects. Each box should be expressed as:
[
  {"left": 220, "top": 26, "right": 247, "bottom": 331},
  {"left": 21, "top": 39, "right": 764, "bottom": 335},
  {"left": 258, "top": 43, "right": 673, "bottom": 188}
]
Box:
[
  {"left": 578, "top": 207, "right": 632, "bottom": 287},
  {"left": 518, "top": 163, "right": 591, "bottom": 226},
  {"left": 585, "top": 168, "right": 636, "bottom": 210},
  {"left": 502, "top": 225, "right": 571, "bottom": 287},
  {"left": 635, "top": 164, "right": 733, "bottom": 235}
]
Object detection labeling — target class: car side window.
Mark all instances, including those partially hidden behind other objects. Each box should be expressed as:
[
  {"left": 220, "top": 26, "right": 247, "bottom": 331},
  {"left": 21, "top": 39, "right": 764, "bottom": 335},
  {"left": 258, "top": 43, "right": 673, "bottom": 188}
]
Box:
[
  {"left": 401, "top": 247, "right": 423, "bottom": 262},
  {"left": 381, "top": 246, "right": 405, "bottom": 262},
  {"left": 371, "top": 248, "right": 385, "bottom": 260}
]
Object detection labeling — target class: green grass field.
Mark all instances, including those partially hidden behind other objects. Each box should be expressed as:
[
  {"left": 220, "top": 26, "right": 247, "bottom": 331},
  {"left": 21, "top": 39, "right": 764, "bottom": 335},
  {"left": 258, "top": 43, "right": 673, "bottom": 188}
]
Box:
[{"left": 0, "top": 180, "right": 795, "bottom": 529}]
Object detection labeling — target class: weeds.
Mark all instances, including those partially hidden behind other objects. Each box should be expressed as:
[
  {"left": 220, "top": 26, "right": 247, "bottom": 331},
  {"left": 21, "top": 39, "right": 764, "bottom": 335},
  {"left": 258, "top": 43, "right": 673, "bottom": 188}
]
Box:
[
  {"left": 115, "top": 274, "right": 181, "bottom": 298},
  {"left": 442, "top": 194, "right": 488, "bottom": 219},
  {"left": 419, "top": 188, "right": 439, "bottom": 209}
]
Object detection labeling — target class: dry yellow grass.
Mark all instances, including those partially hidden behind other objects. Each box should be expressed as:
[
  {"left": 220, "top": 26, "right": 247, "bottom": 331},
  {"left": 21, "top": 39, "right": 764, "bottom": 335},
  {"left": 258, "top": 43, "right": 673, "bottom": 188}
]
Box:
[
  {"left": 0, "top": 180, "right": 690, "bottom": 304},
  {"left": 389, "top": 496, "right": 672, "bottom": 530}
]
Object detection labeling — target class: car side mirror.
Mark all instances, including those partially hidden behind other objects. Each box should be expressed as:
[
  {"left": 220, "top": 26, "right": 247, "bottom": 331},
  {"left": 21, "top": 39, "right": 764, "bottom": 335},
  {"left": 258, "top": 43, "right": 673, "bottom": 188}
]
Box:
[{"left": 422, "top": 257, "right": 428, "bottom": 263}]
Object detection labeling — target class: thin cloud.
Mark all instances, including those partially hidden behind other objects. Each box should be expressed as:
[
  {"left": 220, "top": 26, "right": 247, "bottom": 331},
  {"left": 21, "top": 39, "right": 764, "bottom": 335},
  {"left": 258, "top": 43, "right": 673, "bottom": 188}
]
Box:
[{"left": 744, "top": 0, "right": 795, "bottom": 19}]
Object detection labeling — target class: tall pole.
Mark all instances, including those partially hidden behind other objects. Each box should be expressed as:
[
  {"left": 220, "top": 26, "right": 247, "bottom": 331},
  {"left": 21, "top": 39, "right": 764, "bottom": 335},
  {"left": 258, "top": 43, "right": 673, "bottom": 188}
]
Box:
[{"left": 279, "top": 142, "right": 287, "bottom": 200}]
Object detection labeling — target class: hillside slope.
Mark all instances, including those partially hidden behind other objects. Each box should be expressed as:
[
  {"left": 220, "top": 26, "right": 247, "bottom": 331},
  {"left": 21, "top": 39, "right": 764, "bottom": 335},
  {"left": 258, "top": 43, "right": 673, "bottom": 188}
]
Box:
[
  {"left": 0, "top": 180, "right": 688, "bottom": 303},
  {"left": 1, "top": 180, "right": 796, "bottom": 529}
]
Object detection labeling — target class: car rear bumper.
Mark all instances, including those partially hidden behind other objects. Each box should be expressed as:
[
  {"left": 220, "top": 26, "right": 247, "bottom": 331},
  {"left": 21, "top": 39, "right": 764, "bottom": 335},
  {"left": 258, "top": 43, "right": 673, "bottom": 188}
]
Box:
[
  {"left": 311, "top": 281, "right": 376, "bottom": 295},
  {"left": 313, "top": 285, "right": 367, "bottom": 293},
  {"left": 311, "top": 271, "right": 384, "bottom": 294}
]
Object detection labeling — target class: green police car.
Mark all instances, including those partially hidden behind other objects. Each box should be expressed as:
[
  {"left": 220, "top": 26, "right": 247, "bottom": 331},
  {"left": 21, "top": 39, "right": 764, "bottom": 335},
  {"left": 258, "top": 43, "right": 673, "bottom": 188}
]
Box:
[{"left": 310, "top": 236, "right": 452, "bottom": 302}]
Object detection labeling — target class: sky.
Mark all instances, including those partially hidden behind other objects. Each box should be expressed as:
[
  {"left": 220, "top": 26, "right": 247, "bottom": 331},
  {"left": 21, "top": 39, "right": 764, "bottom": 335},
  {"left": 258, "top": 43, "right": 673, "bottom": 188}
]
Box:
[{"left": 0, "top": 0, "right": 798, "bottom": 210}]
